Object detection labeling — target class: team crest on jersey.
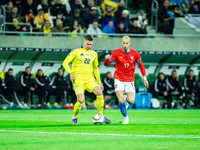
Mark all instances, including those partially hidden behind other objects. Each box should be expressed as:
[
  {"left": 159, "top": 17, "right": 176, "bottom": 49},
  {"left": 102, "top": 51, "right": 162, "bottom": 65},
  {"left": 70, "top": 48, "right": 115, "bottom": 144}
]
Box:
[
  {"left": 86, "top": 53, "right": 89, "bottom": 56},
  {"left": 131, "top": 56, "right": 134, "bottom": 60},
  {"left": 80, "top": 53, "right": 84, "bottom": 56}
]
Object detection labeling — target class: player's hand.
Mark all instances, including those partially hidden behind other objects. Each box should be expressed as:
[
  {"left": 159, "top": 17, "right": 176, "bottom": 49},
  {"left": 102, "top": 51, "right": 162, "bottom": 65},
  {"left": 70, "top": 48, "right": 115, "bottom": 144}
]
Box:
[
  {"left": 144, "top": 80, "right": 149, "bottom": 88},
  {"left": 70, "top": 72, "right": 75, "bottom": 80},
  {"left": 105, "top": 54, "right": 111, "bottom": 60},
  {"left": 99, "top": 83, "right": 104, "bottom": 91}
]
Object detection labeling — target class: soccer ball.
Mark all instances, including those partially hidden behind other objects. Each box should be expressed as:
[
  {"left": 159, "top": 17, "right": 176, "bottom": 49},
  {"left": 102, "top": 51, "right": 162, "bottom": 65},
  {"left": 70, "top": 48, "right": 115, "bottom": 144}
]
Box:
[{"left": 92, "top": 113, "right": 104, "bottom": 125}]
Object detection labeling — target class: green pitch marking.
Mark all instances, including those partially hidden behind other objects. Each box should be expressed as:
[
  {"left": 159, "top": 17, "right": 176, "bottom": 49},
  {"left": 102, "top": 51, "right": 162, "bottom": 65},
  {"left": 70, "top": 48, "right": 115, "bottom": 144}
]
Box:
[{"left": 0, "top": 109, "right": 200, "bottom": 150}]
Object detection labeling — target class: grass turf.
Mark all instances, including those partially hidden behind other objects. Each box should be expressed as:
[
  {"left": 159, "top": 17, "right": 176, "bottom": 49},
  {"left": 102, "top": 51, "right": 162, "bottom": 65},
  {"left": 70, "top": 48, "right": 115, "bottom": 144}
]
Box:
[{"left": 0, "top": 109, "right": 200, "bottom": 150}]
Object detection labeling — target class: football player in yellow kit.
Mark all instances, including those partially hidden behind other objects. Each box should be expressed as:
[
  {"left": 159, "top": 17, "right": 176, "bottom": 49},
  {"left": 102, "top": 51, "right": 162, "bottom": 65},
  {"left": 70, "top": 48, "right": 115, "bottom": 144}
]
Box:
[{"left": 62, "top": 34, "right": 111, "bottom": 124}]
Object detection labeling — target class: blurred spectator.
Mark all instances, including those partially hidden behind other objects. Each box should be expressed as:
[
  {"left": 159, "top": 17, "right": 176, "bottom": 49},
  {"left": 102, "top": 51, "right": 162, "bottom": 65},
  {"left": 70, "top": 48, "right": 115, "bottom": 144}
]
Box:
[
  {"left": 86, "top": 20, "right": 102, "bottom": 38},
  {"left": 51, "top": 0, "right": 68, "bottom": 17},
  {"left": 39, "top": 20, "right": 53, "bottom": 36},
  {"left": 21, "top": 0, "right": 37, "bottom": 16},
  {"left": 100, "top": 8, "right": 117, "bottom": 29},
  {"left": 51, "top": 0, "right": 71, "bottom": 14},
  {"left": 53, "top": 11, "right": 68, "bottom": 27},
  {"left": 115, "top": 21, "right": 127, "bottom": 33},
  {"left": 6, "top": 1, "right": 13, "bottom": 16},
  {"left": 48, "top": 68, "right": 68, "bottom": 109},
  {"left": 137, "top": 12, "right": 148, "bottom": 34},
  {"left": 2, "top": 68, "right": 23, "bottom": 109},
  {"left": 195, "top": 71, "right": 200, "bottom": 108},
  {"left": 6, "top": 6, "right": 21, "bottom": 31},
  {"left": 69, "top": 0, "right": 84, "bottom": 15},
  {"left": 102, "top": 20, "right": 116, "bottom": 36},
  {"left": 118, "top": 9, "right": 130, "bottom": 31},
  {"left": 85, "top": 0, "right": 96, "bottom": 14},
  {"left": 68, "top": 9, "right": 84, "bottom": 28},
  {"left": 35, "top": 6, "right": 53, "bottom": 28},
  {"left": 102, "top": 72, "right": 115, "bottom": 109},
  {"left": 20, "top": 67, "right": 37, "bottom": 109},
  {"left": 170, "top": 0, "right": 185, "bottom": 17},
  {"left": 183, "top": 69, "right": 196, "bottom": 108},
  {"left": 37, "top": 0, "right": 50, "bottom": 13},
  {"left": 115, "top": 0, "right": 126, "bottom": 19},
  {"left": 158, "top": 0, "right": 174, "bottom": 34},
  {"left": 129, "top": 20, "right": 147, "bottom": 34},
  {"left": 188, "top": 2, "right": 200, "bottom": 14},
  {"left": 100, "top": 0, "right": 118, "bottom": 16},
  {"left": 22, "top": 9, "right": 37, "bottom": 31},
  {"left": 52, "top": 19, "right": 65, "bottom": 36},
  {"left": 68, "top": 20, "right": 84, "bottom": 37},
  {"left": 166, "top": 70, "right": 183, "bottom": 108},
  {"left": 83, "top": 7, "right": 99, "bottom": 28},
  {"left": 152, "top": 73, "right": 170, "bottom": 108},
  {"left": 35, "top": 69, "right": 51, "bottom": 109}
]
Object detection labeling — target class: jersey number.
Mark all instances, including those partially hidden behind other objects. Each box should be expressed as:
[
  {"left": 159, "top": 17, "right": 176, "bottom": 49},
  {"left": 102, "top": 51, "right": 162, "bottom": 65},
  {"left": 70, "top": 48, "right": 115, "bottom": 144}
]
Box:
[
  {"left": 124, "top": 63, "right": 129, "bottom": 68},
  {"left": 84, "top": 58, "right": 90, "bottom": 64}
]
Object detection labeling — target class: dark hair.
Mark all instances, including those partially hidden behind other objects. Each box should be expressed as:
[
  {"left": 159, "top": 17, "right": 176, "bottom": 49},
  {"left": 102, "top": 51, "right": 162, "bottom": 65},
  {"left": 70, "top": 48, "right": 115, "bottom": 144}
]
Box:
[
  {"left": 172, "top": 70, "right": 177, "bottom": 74},
  {"left": 189, "top": 69, "right": 194, "bottom": 73},
  {"left": 25, "top": 67, "right": 30, "bottom": 70},
  {"left": 58, "top": 68, "right": 63, "bottom": 71},
  {"left": 85, "top": 34, "right": 94, "bottom": 41},
  {"left": 119, "top": 21, "right": 124, "bottom": 25},
  {"left": 37, "top": 69, "right": 42, "bottom": 72},
  {"left": 106, "top": 71, "right": 111, "bottom": 75},
  {"left": 158, "top": 72, "right": 165, "bottom": 78},
  {"left": 8, "top": 68, "right": 13, "bottom": 71}
]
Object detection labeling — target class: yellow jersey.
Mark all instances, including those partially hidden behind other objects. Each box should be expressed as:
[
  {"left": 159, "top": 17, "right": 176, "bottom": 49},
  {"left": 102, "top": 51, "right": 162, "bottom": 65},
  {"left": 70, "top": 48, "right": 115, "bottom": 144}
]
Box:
[{"left": 62, "top": 47, "right": 101, "bottom": 84}]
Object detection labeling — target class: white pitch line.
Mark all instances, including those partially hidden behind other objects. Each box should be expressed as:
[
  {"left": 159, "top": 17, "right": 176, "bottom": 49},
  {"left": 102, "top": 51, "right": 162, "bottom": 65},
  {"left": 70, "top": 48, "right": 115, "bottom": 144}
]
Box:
[{"left": 0, "top": 130, "right": 200, "bottom": 139}]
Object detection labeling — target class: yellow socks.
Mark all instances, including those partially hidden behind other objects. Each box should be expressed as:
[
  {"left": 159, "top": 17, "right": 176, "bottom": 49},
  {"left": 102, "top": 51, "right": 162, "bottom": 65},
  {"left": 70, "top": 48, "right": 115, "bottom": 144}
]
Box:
[
  {"left": 73, "top": 101, "right": 83, "bottom": 118},
  {"left": 96, "top": 95, "right": 104, "bottom": 115}
]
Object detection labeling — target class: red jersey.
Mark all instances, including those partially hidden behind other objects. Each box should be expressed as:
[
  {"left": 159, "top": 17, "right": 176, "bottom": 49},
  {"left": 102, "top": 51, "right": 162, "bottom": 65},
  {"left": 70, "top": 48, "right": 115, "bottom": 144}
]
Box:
[{"left": 104, "top": 48, "right": 146, "bottom": 82}]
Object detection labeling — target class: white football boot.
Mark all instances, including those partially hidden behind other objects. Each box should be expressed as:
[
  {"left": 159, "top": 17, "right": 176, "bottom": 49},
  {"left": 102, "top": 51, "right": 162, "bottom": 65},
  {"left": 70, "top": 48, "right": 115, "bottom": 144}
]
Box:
[{"left": 123, "top": 116, "right": 129, "bottom": 124}]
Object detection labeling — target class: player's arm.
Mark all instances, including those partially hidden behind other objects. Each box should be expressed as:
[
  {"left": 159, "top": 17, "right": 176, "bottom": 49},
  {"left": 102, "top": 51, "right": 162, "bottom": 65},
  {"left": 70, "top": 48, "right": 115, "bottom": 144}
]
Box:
[
  {"left": 62, "top": 50, "right": 76, "bottom": 79},
  {"left": 93, "top": 53, "right": 101, "bottom": 84},
  {"left": 136, "top": 53, "right": 148, "bottom": 88},
  {"left": 104, "top": 51, "right": 117, "bottom": 66}
]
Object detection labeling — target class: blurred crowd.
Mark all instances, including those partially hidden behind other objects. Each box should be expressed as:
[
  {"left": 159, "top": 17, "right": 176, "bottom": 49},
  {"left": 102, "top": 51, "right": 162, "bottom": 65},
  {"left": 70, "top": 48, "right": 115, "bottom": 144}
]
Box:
[{"left": 1, "top": 0, "right": 199, "bottom": 35}]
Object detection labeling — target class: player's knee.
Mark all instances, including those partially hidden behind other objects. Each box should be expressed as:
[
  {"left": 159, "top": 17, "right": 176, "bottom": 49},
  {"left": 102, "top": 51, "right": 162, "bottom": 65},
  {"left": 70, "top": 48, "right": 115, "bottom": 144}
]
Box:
[
  {"left": 118, "top": 98, "right": 124, "bottom": 103},
  {"left": 95, "top": 90, "right": 102, "bottom": 96},
  {"left": 127, "top": 98, "right": 135, "bottom": 104},
  {"left": 78, "top": 98, "right": 84, "bottom": 104}
]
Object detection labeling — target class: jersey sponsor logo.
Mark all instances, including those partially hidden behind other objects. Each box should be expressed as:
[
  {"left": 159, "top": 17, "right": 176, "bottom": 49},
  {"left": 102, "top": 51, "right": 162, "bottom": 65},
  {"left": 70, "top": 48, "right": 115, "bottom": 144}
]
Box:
[{"left": 80, "top": 53, "right": 84, "bottom": 56}]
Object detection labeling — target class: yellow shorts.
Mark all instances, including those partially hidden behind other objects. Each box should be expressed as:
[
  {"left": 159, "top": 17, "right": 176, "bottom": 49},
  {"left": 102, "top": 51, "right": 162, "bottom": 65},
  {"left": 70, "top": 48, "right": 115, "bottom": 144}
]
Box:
[{"left": 73, "top": 77, "right": 100, "bottom": 95}]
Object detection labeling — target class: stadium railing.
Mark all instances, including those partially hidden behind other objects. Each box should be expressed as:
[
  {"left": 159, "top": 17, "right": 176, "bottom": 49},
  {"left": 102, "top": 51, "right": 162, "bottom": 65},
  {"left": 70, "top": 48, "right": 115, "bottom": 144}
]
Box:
[{"left": 151, "top": 0, "right": 159, "bottom": 32}]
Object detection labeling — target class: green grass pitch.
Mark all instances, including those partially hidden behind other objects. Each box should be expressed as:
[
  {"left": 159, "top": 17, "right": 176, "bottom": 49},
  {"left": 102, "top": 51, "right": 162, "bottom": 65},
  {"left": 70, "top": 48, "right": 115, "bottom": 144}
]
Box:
[{"left": 0, "top": 109, "right": 200, "bottom": 150}]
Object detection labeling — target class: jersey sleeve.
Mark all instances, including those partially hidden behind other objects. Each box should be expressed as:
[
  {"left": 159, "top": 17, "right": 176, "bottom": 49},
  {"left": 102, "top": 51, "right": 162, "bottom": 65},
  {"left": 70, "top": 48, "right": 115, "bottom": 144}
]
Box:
[
  {"left": 135, "top": 52, "right": 146, "bottom": 76},
  {"left": 93, "top": 52, "right": 101, "bottom": 84},
  {"left": 135, "top": 52, "right": 142, "bottom": 64},
  {"left": 62, "top": 49, "right": 77, "bottom": 74}
]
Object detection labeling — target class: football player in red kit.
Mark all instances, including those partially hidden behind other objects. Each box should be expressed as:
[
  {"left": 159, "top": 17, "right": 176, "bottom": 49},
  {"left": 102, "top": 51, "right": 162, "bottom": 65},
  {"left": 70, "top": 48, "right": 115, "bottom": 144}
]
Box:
[{"left": 104, "top": 36, "right": 148, "bottom": 124}]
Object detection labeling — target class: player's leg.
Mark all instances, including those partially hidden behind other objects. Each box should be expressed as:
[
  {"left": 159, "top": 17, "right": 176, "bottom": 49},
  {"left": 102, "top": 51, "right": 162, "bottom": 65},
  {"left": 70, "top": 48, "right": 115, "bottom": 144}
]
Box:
[
  {"left": 125, "top": 81, "right": 136, "bottom": 104},
  {"left": 86, "top": 80, "right": 111, "bottom": 124},
  {"left": 73, "top": 85, "right": 85, "bottom": 124},
  {"left": 92, "top": 85, "right": 104, "bottom": 114}
]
